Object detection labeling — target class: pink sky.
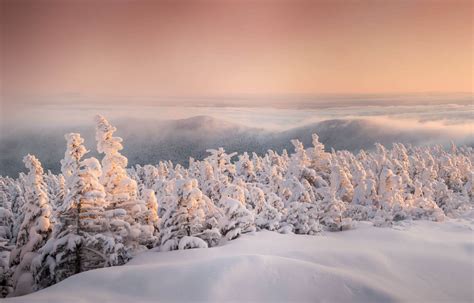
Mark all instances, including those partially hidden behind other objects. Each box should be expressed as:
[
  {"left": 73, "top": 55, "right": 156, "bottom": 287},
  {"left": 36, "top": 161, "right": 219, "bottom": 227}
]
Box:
[{"left": 1, "top": 0, "right": 472, "bottom": 101}]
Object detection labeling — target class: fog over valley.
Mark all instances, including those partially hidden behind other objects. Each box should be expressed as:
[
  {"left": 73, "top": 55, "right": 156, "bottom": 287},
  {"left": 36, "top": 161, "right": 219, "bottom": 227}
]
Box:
[{"left": 1, "top": 101, "right": 472, "bottom": 177}]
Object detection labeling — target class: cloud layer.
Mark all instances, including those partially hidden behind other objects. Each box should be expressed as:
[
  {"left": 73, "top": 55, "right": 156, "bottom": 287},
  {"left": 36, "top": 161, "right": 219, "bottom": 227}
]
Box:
[{"left": 1, "top": 103, "right": 472, "bottom": 177}]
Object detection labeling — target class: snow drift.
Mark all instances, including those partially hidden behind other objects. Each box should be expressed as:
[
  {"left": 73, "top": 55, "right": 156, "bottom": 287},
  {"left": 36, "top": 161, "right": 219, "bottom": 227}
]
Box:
[{"left": 5, "top": 219, "right": 474, "bottom": 303}]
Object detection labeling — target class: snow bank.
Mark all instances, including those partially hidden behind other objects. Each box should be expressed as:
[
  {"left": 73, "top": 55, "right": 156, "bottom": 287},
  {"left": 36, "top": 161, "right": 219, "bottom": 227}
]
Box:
[{"left": 6, "top": 219, "right": 474, "bottom": 303}]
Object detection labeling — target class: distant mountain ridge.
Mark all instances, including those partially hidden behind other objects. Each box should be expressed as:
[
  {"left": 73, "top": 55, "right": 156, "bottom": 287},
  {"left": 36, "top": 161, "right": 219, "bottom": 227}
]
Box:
[{"left": 1, "top": 115, "right": 471, "bottom": 177}]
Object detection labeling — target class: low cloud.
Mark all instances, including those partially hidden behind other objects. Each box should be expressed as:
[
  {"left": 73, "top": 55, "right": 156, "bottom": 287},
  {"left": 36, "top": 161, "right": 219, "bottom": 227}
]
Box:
[{"left": 1, "top": 98, "right": 472, "bottom": 177}]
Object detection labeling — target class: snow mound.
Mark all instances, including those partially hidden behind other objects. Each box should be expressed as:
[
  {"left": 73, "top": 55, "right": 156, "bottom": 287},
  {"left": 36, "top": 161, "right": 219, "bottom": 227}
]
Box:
[{"left": 6, "top": 220, "right": 474, "bottom": 303}]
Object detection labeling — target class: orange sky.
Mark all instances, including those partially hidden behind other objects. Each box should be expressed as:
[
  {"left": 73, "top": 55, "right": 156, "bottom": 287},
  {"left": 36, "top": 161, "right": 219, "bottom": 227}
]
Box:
[{"left": 1, "top": 0, "right": 472, "bottom": 100}]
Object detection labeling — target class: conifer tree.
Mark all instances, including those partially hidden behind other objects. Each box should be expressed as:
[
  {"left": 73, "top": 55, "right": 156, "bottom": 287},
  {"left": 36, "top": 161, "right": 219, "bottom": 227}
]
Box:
[
  {"left": 252, "top": 187, "right": 281, "bottom": 231},
  {"left": 95, "top": 115, "right": 149, "bottom": 250},
  {"left": 10, "top": 155, "right": 52, "bottom": 296},
  {"left": 160, "top": 179, "right": 220, "bottom": 251},
  {"left": 32, "top": 134, "right": 128, "bottom": 291}
]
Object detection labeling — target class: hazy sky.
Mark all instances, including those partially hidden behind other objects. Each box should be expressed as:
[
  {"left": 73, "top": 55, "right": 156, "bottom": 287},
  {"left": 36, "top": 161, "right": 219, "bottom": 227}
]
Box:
[{"left": 1, "top": 0, "right": 472, "bottom": 103}]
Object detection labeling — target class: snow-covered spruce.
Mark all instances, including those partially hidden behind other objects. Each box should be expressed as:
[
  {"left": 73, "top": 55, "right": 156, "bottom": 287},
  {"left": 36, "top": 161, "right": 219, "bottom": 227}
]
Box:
[
  {"left": 160, "top": 178, "right": 222, "bottom": 251},
  {"left": 9, "top": 155, "right": 52, "bottom": 296},
  {"left": 0, "top": 179, "right": 14, "bottom": 297},
  {"left": 0, "top": 115, "right": 472, "bottom": 297},
  {"left": 95, "top": 115, "right": 155, "bottom": 250},
  {"left": 32, "top": 134, "right": 128, "bottom": 292}
]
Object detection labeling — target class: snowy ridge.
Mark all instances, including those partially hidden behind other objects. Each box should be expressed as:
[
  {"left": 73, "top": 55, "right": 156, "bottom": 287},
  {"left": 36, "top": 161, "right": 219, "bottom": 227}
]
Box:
[{"left": 0, "top": 115, "right": 472, "bottom": 299}]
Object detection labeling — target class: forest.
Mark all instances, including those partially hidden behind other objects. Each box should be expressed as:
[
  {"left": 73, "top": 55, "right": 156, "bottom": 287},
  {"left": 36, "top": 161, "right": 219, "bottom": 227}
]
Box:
[{"left": 0, "top": 115, "right": 472, "bottom": 298}]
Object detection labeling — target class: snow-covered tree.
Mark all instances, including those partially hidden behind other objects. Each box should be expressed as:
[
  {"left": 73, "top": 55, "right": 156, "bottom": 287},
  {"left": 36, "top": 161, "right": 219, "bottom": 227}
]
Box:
[
  {"left": 220, "top": 196, "right": 255, "bottom": 240},
  {"left": 252, "top": 187, "right": 281, "bottom": 231},
  {"left": 32, "top": 134, "right": 128, "bottom": 291},
  {"left": 160, "top": 178, "right": 220, "bottom": 251},
  {"left": 0, "top": 182, "right": 13, "bottom": 249},
  {"left": 281, "top": 176, "right": 312, "bottom": 206},
  {"left": 408, "top": 180, "right": 445, "bottom": 221},
  {"left": 348, "top": 177, "right": 378, "bottom": 221},
  {"left": 0, "top": 179, "right": 13, "bottom": 297},
  {"left": 319, "top": 188, "right": 352, "bottom": 232},
  {"left": 10, "top": 155, "right": 52, "bottom": 296},
  {"left": 220, "top": 183, "right": 247, "bottom": 207},
  {"left": 95, "top": 115, "right": 138, "bottom": 208},
  {"left": 205, "top": 148, "right": 237, "bottom": 182},
  {"left": 284, "top": 200, "right": 321, "bottom": 235},
  {"left": 309, "top": 134, "right": 331, "bottom": 178},
  {"left": 330, "top": 162, "right": 354, "bottom": 203},
  {"left": 138, "top": 189, "right": 160, "bottom": 248},
  {"left": 95, "top": 115, "right": 149, "bottom": 250},
  {"left": 236, "top": 152, "right": 256, "bottom": 182},
  {"left": 219, "top": 182, "right": 255, "bottom": 240},
  {"left": 288, "top": 139, "right": 310, "bottom": 179},
  {"left": 9, "top": 177, "right": 27, "bottom": 246},
  {"left": 44, "top": 172, "right": 66, "bottom": 212}
]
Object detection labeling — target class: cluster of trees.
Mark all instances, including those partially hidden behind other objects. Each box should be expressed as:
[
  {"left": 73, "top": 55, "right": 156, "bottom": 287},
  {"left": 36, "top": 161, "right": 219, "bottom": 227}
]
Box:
[{"left": 0, "top": 116, "right": 472, "bottom": 297}]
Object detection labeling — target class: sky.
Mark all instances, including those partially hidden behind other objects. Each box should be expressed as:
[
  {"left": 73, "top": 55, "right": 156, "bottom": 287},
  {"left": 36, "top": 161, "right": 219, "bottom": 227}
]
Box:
[{"left": 1, "top": 0, "right": 473, "bottom": 106}]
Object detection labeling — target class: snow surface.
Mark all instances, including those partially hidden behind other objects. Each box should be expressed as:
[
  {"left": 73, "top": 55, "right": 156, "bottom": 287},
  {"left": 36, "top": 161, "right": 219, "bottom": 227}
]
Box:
[{"left": 5, "top": 219, "right": 474, "bottom": 303}]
